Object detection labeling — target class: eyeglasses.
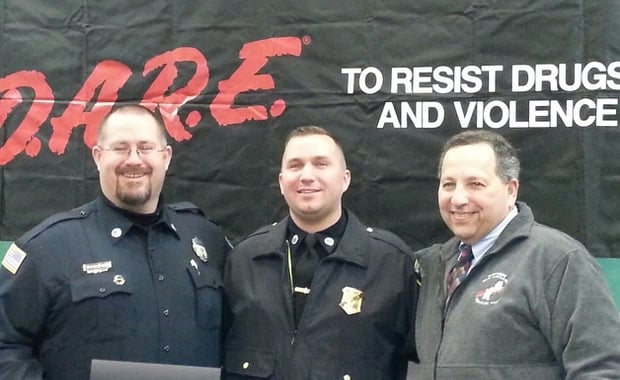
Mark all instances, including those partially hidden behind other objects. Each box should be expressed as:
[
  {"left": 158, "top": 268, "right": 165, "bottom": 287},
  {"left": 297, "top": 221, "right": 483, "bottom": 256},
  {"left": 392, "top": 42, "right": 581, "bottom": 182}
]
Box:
[{"left": 98, "top": 145, "right": 167, "bottom": 157}]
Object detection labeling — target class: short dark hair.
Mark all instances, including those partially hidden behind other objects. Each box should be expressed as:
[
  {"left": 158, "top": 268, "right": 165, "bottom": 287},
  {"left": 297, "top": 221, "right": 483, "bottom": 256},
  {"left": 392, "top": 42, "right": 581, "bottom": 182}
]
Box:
[
  {"left": 283, "top": 125, "right": 347, "bottom": 165},
  {"left": 97, "top": 104, "right": 168, "bottom": 145},
  {"left": 438, "top": 130, "right": 520, "bottom": 181}
]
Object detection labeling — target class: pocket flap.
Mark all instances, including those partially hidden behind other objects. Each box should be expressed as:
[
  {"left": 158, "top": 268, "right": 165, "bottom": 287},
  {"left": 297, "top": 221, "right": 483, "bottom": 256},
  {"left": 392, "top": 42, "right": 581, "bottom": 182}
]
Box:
[
  {"left": 187, "top": 266, "right": 223, "bottom": 289},
  {"left": 71, "top": 273, "right": 132, "bottom": 302}
]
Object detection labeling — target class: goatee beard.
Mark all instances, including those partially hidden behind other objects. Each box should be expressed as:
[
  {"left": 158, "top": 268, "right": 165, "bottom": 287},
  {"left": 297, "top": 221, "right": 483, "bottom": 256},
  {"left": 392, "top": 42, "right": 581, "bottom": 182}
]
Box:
[{"left": 116, "top": 186, "right": 151, "bottom": 207}]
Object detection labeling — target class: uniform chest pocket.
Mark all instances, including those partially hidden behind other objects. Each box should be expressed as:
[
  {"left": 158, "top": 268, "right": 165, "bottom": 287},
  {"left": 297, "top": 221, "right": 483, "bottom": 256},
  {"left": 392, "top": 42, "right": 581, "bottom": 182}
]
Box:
[
  {"left": 187, "top": 266, "right": 223, "bottom": 330},
  {"left": 70, "top": 273, "right": 134, "bottom": 341}
]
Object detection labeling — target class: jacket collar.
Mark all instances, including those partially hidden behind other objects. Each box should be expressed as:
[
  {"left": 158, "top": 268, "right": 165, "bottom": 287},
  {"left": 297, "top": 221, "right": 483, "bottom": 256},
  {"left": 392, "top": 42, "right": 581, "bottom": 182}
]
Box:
[
  {"left": 250, "top": 209, "right": 370, "bottom": 268},
  {"left": 328, "top": 211, "right": 369, "bottom": 268},
  {"left": 287, "top": 210, "right": 348, "bottom": 257},
  {"left": 439, "top": 201, "right": 533, "bottom": 263}
]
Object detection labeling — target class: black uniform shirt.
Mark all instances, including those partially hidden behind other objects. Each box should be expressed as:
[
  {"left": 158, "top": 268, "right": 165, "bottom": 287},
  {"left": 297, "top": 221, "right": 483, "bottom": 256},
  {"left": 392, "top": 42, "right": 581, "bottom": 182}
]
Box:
[
  {"left": 0, "top": 196, "right": 230, "bottom": 380},
  {"left": 287, "top": 209, "right": 348, "bottom": 260}
]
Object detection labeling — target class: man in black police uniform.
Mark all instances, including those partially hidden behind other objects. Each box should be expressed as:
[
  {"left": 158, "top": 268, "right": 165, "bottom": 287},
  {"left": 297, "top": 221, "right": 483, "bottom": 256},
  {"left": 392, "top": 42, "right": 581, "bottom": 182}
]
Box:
[
  {"left": 222, "top": 126, "right": 418, "bottom": 379},
  {"left": 0, "top": 105, "right": 230, "bottom": 379}
]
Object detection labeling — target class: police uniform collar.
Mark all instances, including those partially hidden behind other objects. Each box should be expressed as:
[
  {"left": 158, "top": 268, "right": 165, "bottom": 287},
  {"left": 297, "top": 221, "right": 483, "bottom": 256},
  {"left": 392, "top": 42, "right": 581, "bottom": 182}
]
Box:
[
  {"left": 286, "top": 210, "right": 347, "bottom": 257},
  {"left": 102, "top": 195, "right": 164, "bottom": 226},
  {"left": 326, "top": 210, "right": 369, "bottom": 268},
  {"left": 246, "top": 219, "right": 290, "bottom": 260},
  {"left": 248, "top": 210, "right": 370, "bottom": 267},
  {"left": 97, "top": 196, "right": 179, "bottom": 243}
]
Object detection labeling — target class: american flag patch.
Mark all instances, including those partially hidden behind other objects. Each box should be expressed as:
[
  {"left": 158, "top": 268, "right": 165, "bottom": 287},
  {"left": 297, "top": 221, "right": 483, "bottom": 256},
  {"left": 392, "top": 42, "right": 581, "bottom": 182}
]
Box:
[{"left": 2, "top": 243, "right": 27, "bottom": 275}]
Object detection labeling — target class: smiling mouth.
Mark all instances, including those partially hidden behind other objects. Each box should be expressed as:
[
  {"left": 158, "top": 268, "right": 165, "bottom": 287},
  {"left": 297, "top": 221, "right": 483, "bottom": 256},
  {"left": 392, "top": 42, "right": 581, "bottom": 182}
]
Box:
[
  {"left": 452, "top": 211, "right": 475, "bottom": 219},
  {"left": 121, "top": 172, "right": 148, "bottom": 179}
]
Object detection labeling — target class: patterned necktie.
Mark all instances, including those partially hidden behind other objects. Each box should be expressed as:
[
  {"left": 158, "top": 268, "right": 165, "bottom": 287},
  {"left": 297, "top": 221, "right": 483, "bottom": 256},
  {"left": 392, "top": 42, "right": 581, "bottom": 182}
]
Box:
[
  {"left": 446, "top": 244, "right": 474, "bottom": 296},
  {"left": 294, "top": 233, "right": 319, "bottom": 326}
]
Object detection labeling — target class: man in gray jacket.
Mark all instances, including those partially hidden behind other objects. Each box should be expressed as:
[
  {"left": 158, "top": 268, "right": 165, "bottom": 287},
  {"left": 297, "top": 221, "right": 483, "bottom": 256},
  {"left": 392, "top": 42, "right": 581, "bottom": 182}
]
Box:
[{"left": 410, "top": 130, "right": 620, "bottom": 379}]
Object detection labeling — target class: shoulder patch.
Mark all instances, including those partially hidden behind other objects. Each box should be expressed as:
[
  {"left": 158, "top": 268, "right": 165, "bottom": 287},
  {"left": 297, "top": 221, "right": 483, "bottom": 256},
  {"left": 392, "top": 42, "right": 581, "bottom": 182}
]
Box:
[
  {"left": 2, "top": 243, "right": 27, "bottom": 274},
  {"left": 168, "top": 202, "right": 205, "bottom": 216}
]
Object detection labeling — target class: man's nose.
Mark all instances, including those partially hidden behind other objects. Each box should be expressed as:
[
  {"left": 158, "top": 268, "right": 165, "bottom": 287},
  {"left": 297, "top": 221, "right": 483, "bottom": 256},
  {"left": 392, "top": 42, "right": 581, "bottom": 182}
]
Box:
[
  {"left": 300, "top": 164, "right": 315, "bottom": 180},
  {"left": 124, "top": 148, "right": 143, "bottom": 163},
  {"left": 451, "top": 184, "right": 469, "bottom": 205}
]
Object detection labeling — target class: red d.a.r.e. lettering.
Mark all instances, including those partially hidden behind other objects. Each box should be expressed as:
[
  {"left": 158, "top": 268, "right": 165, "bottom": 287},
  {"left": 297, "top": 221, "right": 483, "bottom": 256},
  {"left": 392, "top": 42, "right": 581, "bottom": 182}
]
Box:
[{"left": 0, "top": 36, "right": 306, "bottom": 166}]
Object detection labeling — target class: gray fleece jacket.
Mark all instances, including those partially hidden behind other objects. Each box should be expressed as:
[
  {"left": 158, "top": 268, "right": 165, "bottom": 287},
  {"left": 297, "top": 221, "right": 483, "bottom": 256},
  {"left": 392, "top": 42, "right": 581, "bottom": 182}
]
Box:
[{"left": 408, "top": 202, "right": 620, "bottom": 380}]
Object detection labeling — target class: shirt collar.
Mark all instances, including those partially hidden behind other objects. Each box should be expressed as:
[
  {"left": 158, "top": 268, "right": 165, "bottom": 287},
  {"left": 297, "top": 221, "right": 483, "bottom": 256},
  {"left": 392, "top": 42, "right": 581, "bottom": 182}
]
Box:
[
  {"left": 101, "top": 193, "right": 165, "bottom": 226},
  {"left": 97, "top": 196, "right": 178, "bottom": 244},
  {"left": 287, "top": 210, "right": 348, "bottom": 257}
]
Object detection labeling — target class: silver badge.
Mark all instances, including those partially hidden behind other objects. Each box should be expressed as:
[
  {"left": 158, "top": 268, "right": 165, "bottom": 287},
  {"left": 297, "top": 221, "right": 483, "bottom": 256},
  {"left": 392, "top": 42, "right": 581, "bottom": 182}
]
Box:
[
  {"left": 339, "top": 286, "right": 364, "bottom": 315},
  {"left": 113, "top": 274, "right": 126, "bottom": 285},
  {"left": 192, "top": 237, "right": 208, "bottom": 262}
]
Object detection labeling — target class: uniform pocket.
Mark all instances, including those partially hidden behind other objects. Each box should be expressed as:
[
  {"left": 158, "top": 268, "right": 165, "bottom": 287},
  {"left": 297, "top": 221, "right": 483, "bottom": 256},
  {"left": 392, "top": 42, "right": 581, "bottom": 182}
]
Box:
[
  {"left": 70, "top": 272, "right": 134, "bottom": 341},
  {"left": 187, "top": 266, "right": 223, "bottom": 330},
  {"left": 310, "top": 357, "right": 385, "bottom": 380},
  {"left": 224, "top": 347, "right": 275, "bottom": 378}
]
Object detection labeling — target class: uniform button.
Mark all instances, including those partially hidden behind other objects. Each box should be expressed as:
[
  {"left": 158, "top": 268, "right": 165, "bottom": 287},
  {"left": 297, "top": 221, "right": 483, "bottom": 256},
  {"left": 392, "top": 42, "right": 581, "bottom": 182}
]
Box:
[
  {"left": 158, "top": 274, "right": 165, "bottom": 281},
  {"left": 98, "top": 287, "right": 106, "bottom": 293},
  {"left": 242, "top": 362, "right": 250, "bottom": 369},
  {"left": 163, "top": 345, "right": 170, "bottom": 352},
  {"left": 163, "top": 309, "right": 169, "bottom": 316},
  {"left": 343, "top": 375, "right": 351, "bottom": 380}
]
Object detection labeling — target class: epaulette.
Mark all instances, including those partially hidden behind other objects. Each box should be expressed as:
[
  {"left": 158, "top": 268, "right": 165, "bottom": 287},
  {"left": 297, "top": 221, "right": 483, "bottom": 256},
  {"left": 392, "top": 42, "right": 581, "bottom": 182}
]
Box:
[
  {"left": 231, "top": 223, "right": 277, "bottom": 248},
  {"left": 366, "top": 227, "right": 412, "bottom": 254},
  {"left": 167, "top": 201, "right": 205, "bottom": 216},
  {"left": 246, "top": 222, "right": 277, "bottom": 239},
  {"left": 17, "top": 207, "right": 91, "bottom": 244}
]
